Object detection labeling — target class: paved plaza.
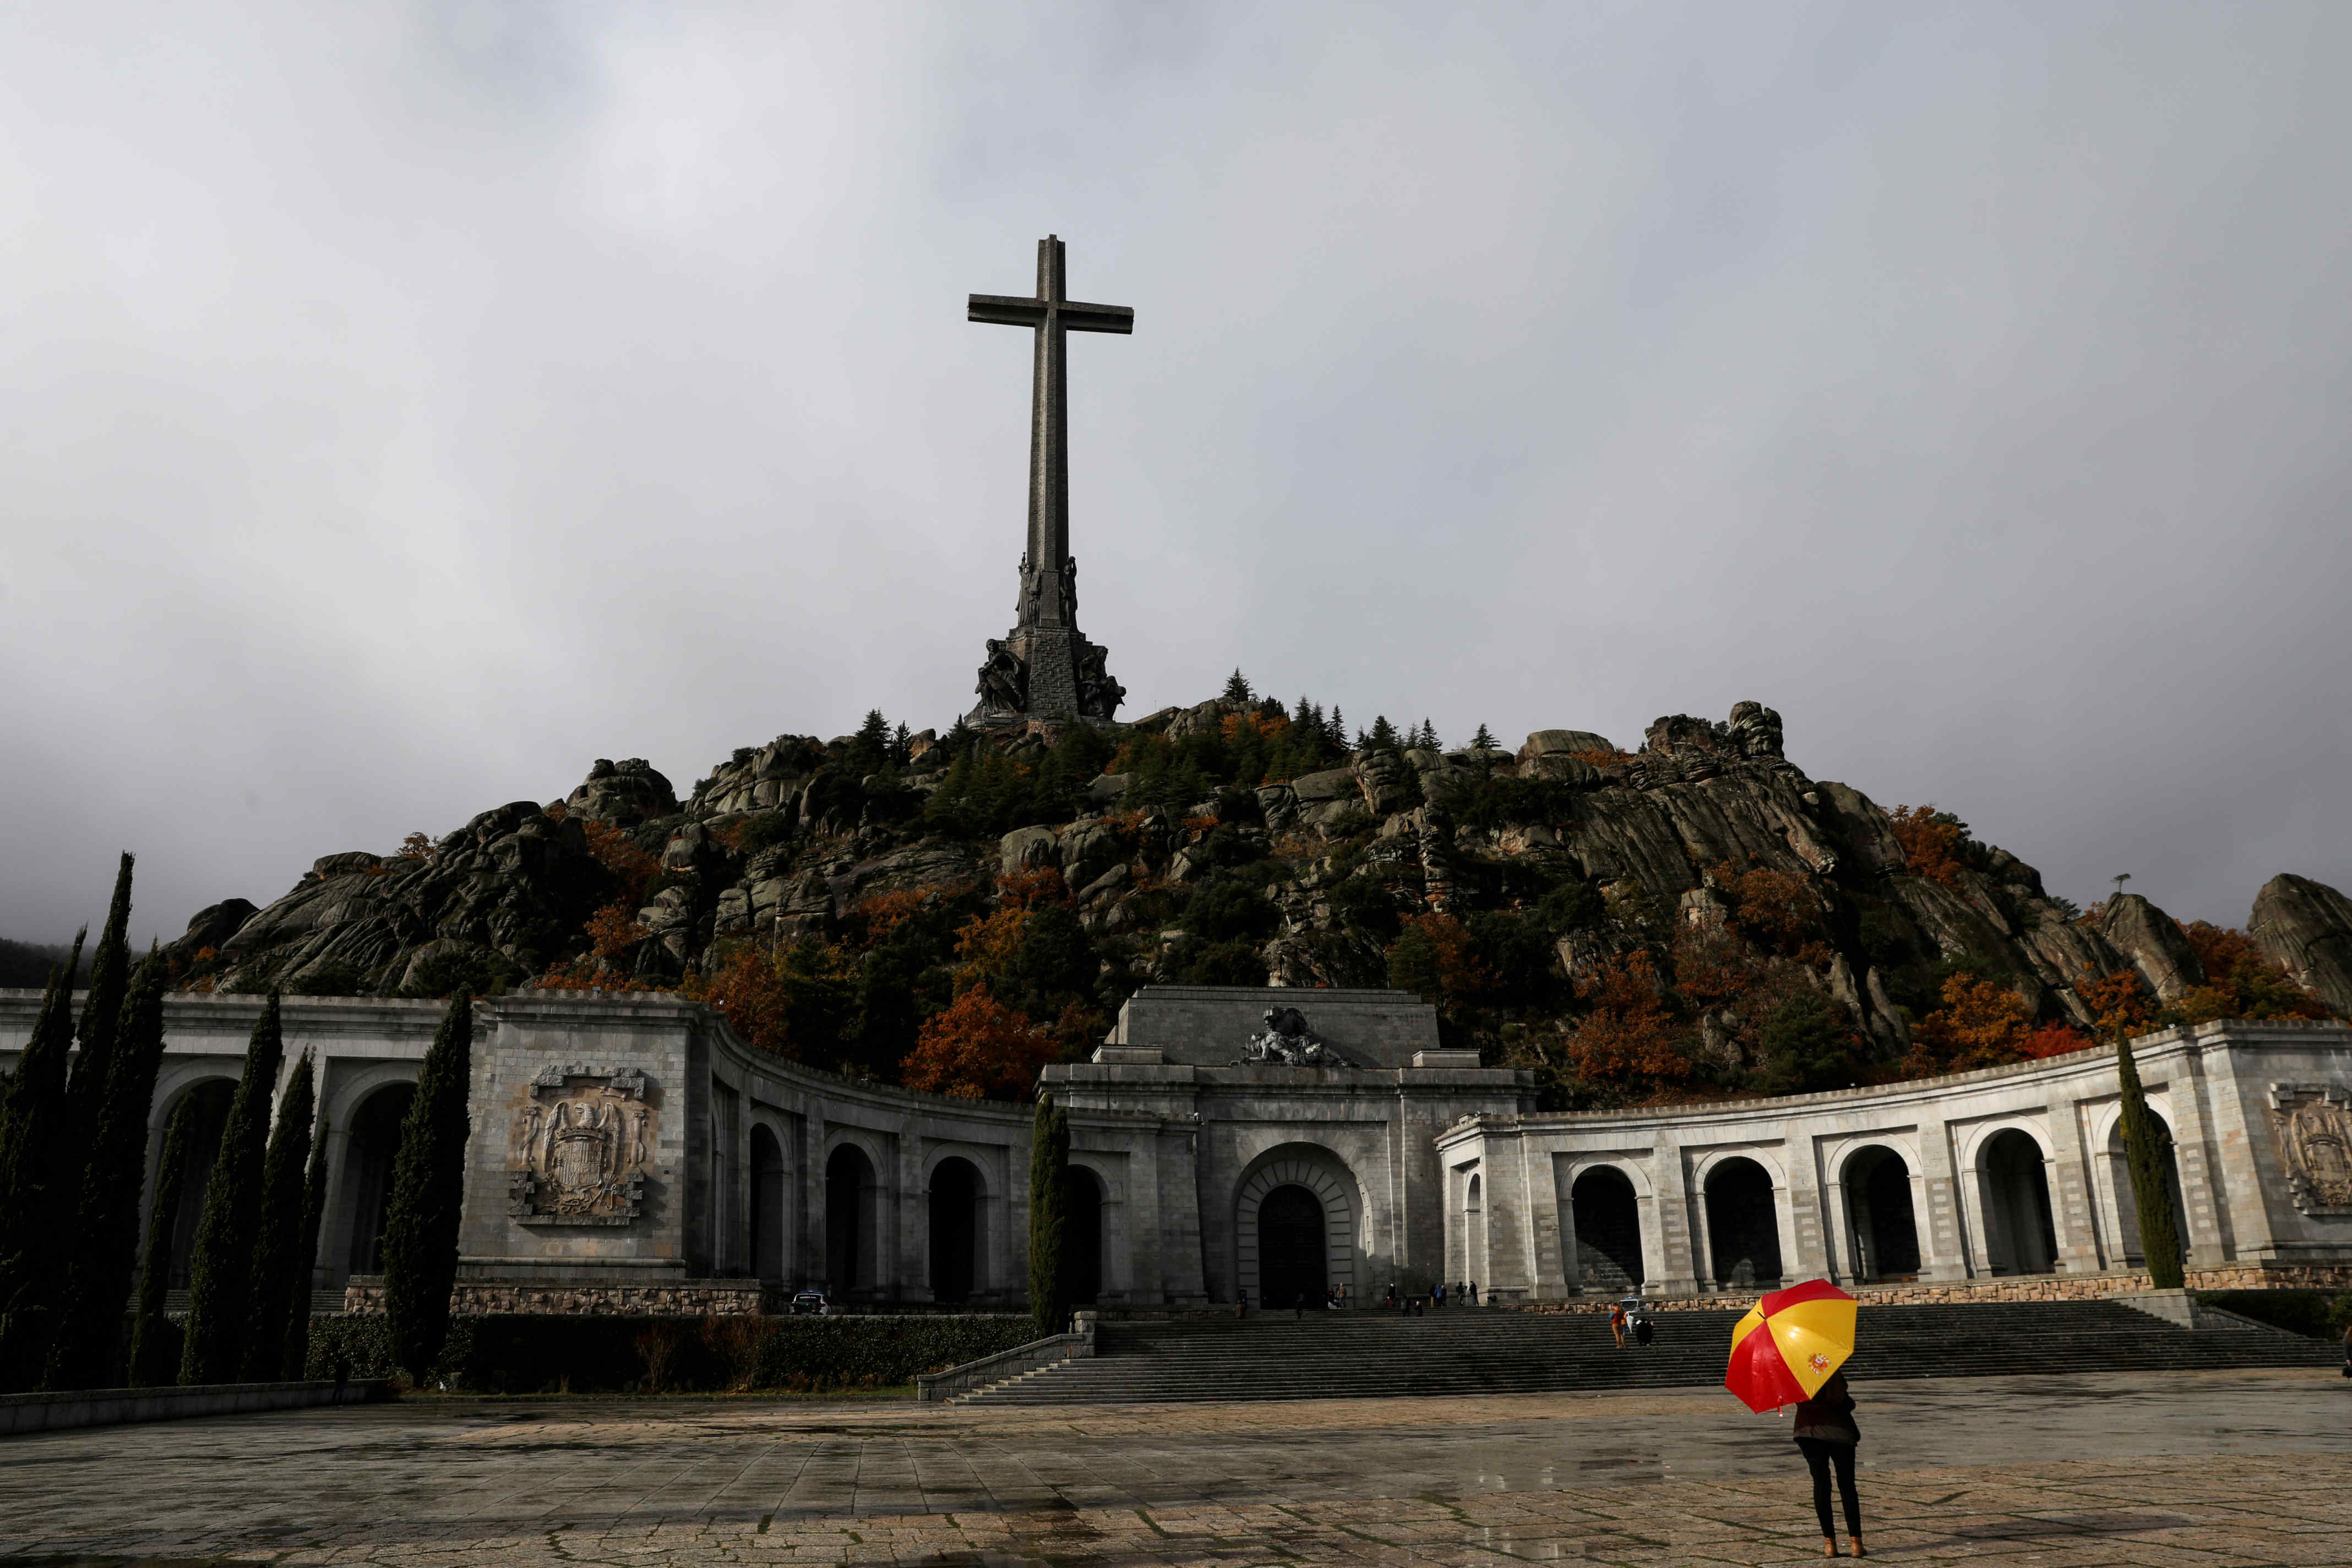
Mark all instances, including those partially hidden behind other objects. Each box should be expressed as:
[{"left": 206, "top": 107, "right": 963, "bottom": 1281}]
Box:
[{"left": 3, "top": 1369, "right": 2350, "bottom": 1565}]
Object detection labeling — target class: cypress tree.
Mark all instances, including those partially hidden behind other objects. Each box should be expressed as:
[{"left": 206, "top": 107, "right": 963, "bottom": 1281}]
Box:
[
  {"left": 241, "top": 1049, "right": 315, "bottom": 1381},
  {"left": 179, "top": 995, "right": 285, "bottom": 1382},
  {"left": 46, "top": 949, "right": 172, "bottom": 1391},
  {"left": 2116, "top": 1027, "right": 2186, "bottom": 1289},
  {"left": 284, "top": 1098, "right": 332, "bottom": 1378},
  {"left": 62, "top": 855, "right": 136, "bottom": 1152},
  {"left": 128, "top": 1094, "right": 204, "bottom": 1386},
  {"left": 380, "top": 994, "right": 472, "bottom": 1384},
  {"left": 0, "top": 933, "right": 85, "bottom": 1390},
  {"left": 1027, "top": 1091, "right": 1070, "bottom": 1337}
]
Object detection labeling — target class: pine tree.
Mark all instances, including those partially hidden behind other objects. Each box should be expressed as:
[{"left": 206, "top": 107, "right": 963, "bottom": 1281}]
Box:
[
  {"left": 1027, "top": 1092, "right": 1070, "bottom": 1337},
  {"left": 180, "top": 994, "right": 284, "bottom": 1383},
  {"left": 45, "top": 948, "right": 171, "bottom": 1391},
  {"left": 0, "top": 932, "right": 84, "bottom": 1390},
  {"left": 2116, "top": 1028, "right": 2186, "bottom": 1289},
  {"left": 1222, "top": 668, "right": 1253, "bottom": 703},
  {"left": 242, "top": 1049, "right": 315, "bottom": 1381},
  {"left": 380, "top": 994, "right": 473, "bottom": 1384},
  {"left": 1326, "top": 706, "right": 1346, "bottom": 752},
  {"left": 128, "top": 1094, "right": 204, "bottom": 1386},
  {"left": 889, "top": 721, "right": 913, "bottom": 767},
  {"left": 284, "top": 1096, "right": 331, "bottom": 1378},
  {"left": 1368, "top": 715, "right": 1400, "bottom": 752},
  {"left": 1471, "top": 723, "right": 1498, "bottom": 753}
]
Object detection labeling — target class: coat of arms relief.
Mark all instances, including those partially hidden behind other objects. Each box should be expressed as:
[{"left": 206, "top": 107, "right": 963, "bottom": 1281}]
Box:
[
  {"left": 2266, "top": 1083, "right": 2352, "bottom": 1217},
  {"left": 509, "top": 1064, "right": 654, "bottom": 1226}
]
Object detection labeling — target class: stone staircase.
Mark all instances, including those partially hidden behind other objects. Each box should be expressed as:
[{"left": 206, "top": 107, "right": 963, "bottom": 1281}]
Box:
[{"left": 959, "top": 1301, "right": 2343, "bottom": 1405}]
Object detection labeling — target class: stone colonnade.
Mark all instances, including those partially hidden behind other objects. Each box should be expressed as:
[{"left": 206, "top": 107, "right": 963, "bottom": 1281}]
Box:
[{"left": 1436, "top": 1021, "right": 2352, "bottom": 1300}]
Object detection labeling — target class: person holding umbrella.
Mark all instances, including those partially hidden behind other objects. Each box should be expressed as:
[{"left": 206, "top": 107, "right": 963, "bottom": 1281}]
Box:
[{"left": 1723, "top": 1280, "right": 1866, "bottom": 1558}]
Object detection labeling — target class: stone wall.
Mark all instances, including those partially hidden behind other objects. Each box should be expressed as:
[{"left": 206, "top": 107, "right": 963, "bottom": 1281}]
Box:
[
  {"left": 1509, "top": 1262, "right": 2352, "bottom": 1314},
  {"left": 342, "top": 1278, "right": 770, "bottom": 1316}
]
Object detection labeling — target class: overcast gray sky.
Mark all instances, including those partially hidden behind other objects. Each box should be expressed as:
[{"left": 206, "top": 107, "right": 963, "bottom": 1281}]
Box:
[{"left": 3, "top": 2, "right": 2348, "bottom": 949}]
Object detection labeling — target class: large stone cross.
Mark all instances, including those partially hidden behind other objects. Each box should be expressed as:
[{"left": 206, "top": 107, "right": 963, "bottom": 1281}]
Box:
[{"left": 970, "top": 235, "right": 1132, "bottom": 631}]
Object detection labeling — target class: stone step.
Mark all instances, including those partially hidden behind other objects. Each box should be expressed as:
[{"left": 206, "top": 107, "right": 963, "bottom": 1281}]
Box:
[{"left": 965, "top": 1300, "right": 2340, "bottom": 1404}]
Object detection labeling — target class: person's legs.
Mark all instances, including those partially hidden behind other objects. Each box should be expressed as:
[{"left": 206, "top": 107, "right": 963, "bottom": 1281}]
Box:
[
  {"left": 1796, "top": 1439, "right": 1836, "bottom": 1544},
  {"left": 1830, "top": 1443, "right": 1862, "bottom": 1547}
]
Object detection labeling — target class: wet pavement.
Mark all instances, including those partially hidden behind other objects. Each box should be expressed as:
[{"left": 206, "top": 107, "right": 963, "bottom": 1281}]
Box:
[{"left": 2, "top": 1368, "right": 2348, "bottom": 1564}]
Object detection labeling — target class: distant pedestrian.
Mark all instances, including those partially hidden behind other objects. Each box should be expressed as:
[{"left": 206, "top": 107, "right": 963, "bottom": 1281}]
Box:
[
  {"left": 1295, "top": 1292, "right": 1305, "bottom": 1319},
  {"left": 1434, "top": 1282, "right": 1445, "bottom": 1310},
  {"left": 1609, "top": 1302, "right": 1627, "bottom": 1349},
  {"left": 1413, "top": 1296, "right": 1424, "bottom": 1317},
  {"left": 1235, "top": 1287, "right": 1249, "bottom": 1320},
  {"left": 1468, "top": 1281, "right": 1479, "bottom": 1306},
  {"left": 1792, "top": 1370, "right": 1865, "bottom": 1558},
  {"left": 333, "top": 1350, "right": 351, "bottom": 1401}
]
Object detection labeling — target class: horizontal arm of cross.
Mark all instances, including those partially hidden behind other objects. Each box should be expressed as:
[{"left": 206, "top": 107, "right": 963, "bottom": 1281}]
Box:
[{"left": 968, "top": 294, "right": 1134, "bottom": 334}]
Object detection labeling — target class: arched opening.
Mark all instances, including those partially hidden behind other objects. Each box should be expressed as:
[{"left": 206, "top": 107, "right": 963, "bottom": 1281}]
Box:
[
  {"left": 2105, "top": 1113, "right": 2191, "bottom": 1267},
  {"left": 342, "top": 1083, "right": 414, "bottom": 1277},
  {"left": 1843, "top": 1147, "right": 1921, "bottom": 1282},
  {"left": 749, "top": 1125, "right": 785, "bottom": 1283},
  {"left": 1983, "top": 1129, "right": 2059, "bottom": 1275},
  {"left": 161, "top": 1081, "right": 236, "bottom": 1287},
  {"left": 825, "top": 1143, "right": 875, "bottom": 1295},
  {"left": 1461, "top": 1170, "right": 1487, "bottom": 1291},
  {"left": 1703, "top": 1158, "right": 1783, "bottom": 1290},
  {"left": 1258, "top": 1184, "right": 1326, "bottom": 1310},
  {"left": 1571, "top": 1166, "right": 1645, "bottom": 1293},
  {"left": 927, "top": 1157, "right": 981, "bottom": 1305},
  {"left": 1065, "top": 1166, "right": 1104, "bottom": 1305}
]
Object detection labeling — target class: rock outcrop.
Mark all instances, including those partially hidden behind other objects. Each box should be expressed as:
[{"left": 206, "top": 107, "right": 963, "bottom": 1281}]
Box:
[{"left": 2251, "top": 873, "right": 2352, "bottom": 1016}]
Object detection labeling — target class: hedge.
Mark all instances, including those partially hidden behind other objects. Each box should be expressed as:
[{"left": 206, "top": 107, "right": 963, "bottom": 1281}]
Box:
[
  {"left": 302, "top": 1313, "right": 1038, "bottom": 1393},
  {"left": 2197, "top": 1290, "right": 2352, "bottom": 1342}
]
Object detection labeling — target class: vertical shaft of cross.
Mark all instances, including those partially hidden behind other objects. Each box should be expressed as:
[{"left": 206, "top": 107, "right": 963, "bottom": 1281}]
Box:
[{"left": 1030, "top": 236, "right": 1069, "bottom": 625}]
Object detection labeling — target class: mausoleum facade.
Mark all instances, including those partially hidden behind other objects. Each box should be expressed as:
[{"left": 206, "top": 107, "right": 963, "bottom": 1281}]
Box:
[{"left": 4, "top": 987, "right": 2348, "bottom": 1313}]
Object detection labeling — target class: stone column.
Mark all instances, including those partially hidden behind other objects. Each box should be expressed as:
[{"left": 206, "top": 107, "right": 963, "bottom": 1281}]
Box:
[
  {"left": 1821, "top": 1177, "right": 1857, "bottom": 1284},
  {"left": 1782, "top": 1156, "right": 1829, "bottom": 1283},
  {"left": 1520, "top": 1139, "right": 1567, "bottom": 1300},
  {"left": 1915, "top": 1120, "right": 1971, "bottom": 1280},
  {"left": 2043, "top": 1115, "right": 2103, "bottom": 1274},
  {"left": 2160, "top": 1046, "right": 2231, "bottom": 1266},
  {"left": 313, "top": 1123, "right": 355, "bottom": 1288},
  {"left": 1650, "top": 1141, "right": 1700, "bottom": 1297}
]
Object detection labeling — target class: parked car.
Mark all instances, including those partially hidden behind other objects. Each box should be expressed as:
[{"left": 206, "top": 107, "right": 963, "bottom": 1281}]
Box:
[{"left": 790, "top": 1288, "right": 831, "bottom": 1316}]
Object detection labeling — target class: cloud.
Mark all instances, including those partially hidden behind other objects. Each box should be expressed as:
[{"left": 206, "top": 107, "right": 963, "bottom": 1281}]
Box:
[{"left": 1, "top": 1, "right": 2346, "bottom": 945}]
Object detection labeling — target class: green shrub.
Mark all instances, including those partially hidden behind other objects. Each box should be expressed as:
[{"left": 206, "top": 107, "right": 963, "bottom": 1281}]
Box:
[
  {"left": 2196, "top": 1291, "right": 2352, "bottom": 1341},
  {"left": 301, "top": 1313, "right": 1037, "bottom": 1392}
]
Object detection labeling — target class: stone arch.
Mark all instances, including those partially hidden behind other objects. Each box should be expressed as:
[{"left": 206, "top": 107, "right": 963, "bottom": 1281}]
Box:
[
  {"left": 1234, "top": 1145, "right": 1359, "bottom": 1308},
  {"left": 1065, "top": 1164, "right": 1105, "bottom": 1305},
  {"left": 748, "top": 1123, "right": 786, "bottom": 1282},
  {"left": 1838, "top": 1144, "right": 1921, "bottom": 1282},
  {"left": 2100, "top": 1107, "right": 2190, "bottom": 1268},
  {"left": 1462, "top": 1170, "right": 1485, "bottom": 1292},
  {"left": 1979, "top": 1126, "right": 2059, "bottom": 1275},
  {"left": 1569, "top": 1163, "right": 1646, "bottom": 1293},
  {"left": 340, "top": 1081, "right": 415, "bottom": 1280},
  {"left": 824, "top": 1140, "right": 880, "bottom": 1297},
  {"left": 1702, "top": 1155, "right": 1783, "bottom": 1291},
  {"left": 927, "top": 1155, "right": 984, "bottom": 1305}
]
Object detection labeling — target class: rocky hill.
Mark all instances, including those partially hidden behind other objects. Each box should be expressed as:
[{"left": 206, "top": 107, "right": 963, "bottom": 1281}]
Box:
[{"left": 159, "top": 694, "right": 2352, "bottom": 1105}]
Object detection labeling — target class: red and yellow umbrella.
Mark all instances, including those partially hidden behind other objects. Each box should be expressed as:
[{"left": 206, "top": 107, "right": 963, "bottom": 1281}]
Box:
[{"left": 1723, "top": 1278, "right": 1856, "bottom": 1412}]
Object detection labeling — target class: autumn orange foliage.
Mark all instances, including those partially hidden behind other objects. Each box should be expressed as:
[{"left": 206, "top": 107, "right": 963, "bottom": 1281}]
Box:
[
  {"left": 2076, "top": 968, "right": 2157, "bottom": 1039},
  {"left": 2176, "top": 921, "right": 2332, "bottom": 1023},
  {"left": 1393, "top": 913, "right": 1495, "bottom": 1012},
  {"left": 1911, "top": 972, "right": 2034, "bottom": 1071},
  {"left": 398, "top": 832, "right": 433, "bottom": 862},
  {"left": 585, "top": 902, "right": 649, "bottom": 961},
  {"left": 584, "top": 820, "right": 661, "bottom": 905},
  {"left": 682, "top": 943, "right": 796, "bottom": 1057},
  {"left": 900, "top": 987, "right": 1058, "bottom": 1099},
  {"left": 1887, "top": 805, "right": 1969, "bottom": 887},
  {"left": 1709, "top": 861, "right": 1823, "bottom": 955},
  {"left": 994, "top": 866, "right": 1069, "bottom": 910},
  {"left": 1561, "top": 950, "right": 1688, "bottom": 1085}
]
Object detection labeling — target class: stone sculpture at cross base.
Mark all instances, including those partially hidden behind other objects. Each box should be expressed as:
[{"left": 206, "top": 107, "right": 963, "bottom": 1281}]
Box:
[
  {"left": 962, "top": 235, "right": 1130, "bottom": 726},
  {"left": 1242, "top": 1006, "right": 1335, "bottom": 1065}
]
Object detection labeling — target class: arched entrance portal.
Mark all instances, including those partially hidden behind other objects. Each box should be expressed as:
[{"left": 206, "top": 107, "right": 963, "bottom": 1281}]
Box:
[
  {"left": 2105, "top": 1114, "right": 2190, "bottom": 1267},
  {"left": 342, "top": 1082, "right": 413, "bottom": 1278},
  {"left": 1843, "top": 1147, "right": 1921, "bottom": 1282},
  {"left": 825, "top": 1144, "right": 876, "bottom": 1295},
  {"left": 749, "top": 1125, "right": 785, "bottom": 1282},
  {"left": 1571, "top": 1166, "right": 1644, "bottom": 1293},
  {"left": 1235, "top": 1147, "right": 1357, "bottom": 1308},
  {"left": 1983, "top": 1129, "right": 2058, "bottom": 1275},
  {"left": 927, "top": 1157, "right": 980, "bottom": 1305},
  {"left": 1066, "top": 1167, "right": 1104, "bottom": 1305},
  {"left": 1704, "top": 1158, "right": 1783, "bottom": 1290},
  {"left": 1258, "top": 1185, "right": 1326, "bottom": 1310}
]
